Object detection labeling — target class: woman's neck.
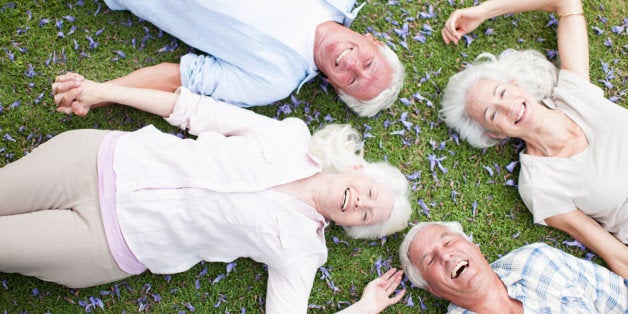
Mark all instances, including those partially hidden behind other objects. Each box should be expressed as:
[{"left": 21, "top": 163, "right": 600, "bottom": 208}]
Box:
[
  {"left": 522, "top": 109, "right": 588, "bottom": 157},
  {"left": 273, "top": 173, "right": 329, "bottom": 212}
]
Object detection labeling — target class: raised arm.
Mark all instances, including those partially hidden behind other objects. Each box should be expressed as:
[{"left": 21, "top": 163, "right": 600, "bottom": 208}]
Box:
[
  {"left": 545, "top": 209, "right": 628, "bottom": 278},
  {"left": 442, "top": 0, "right": 588, "bottom": 79},
  {"left": 53, "top": 72, "right": 178, "bottom": 117}
]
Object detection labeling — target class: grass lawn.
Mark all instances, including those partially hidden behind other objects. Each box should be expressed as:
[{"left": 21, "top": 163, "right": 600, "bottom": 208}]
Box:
[{"left": 0, "top": 0, "right": 626, "bottom": 313}]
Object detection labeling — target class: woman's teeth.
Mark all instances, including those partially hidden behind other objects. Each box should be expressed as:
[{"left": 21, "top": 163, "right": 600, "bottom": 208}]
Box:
[
  {"left": 515, "top": 103, "right": 526, "bottom": 124},
  {"left": 341, "top": 188, "right": 350, "bottom": 212}
]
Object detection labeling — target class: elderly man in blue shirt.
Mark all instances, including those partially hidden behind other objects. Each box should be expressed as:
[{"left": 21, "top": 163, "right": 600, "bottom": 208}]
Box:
[
  {"left": 56, "top": 0, "right": 404, "bottom": 117},
  {"left": 396, "top": 221, "right": 628, "bottom": 313}
]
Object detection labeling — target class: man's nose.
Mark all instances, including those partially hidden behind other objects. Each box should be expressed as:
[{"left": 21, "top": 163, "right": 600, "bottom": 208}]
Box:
[
  {"left": 345, "top": 57, "right": 360, "bottom": 71},
  {"left": 435, "top": 247, "right": 451, "bottom": 260}
]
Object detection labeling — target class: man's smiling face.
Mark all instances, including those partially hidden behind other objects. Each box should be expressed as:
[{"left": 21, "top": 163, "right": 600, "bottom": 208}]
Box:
[
  {"left": 408, "top": 224, "right": 495, "bottom": 302},
  {"left": 314, "top": 31, "right": 392, "bottom": 101}
]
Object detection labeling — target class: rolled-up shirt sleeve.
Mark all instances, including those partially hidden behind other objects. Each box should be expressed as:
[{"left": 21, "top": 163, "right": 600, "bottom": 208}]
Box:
[{"left": 180, "top": 53, "right": 298, "bottom": 108}]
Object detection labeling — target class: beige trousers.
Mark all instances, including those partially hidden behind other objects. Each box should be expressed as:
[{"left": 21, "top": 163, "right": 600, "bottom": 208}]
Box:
[{"left": 0, "top": 129, "right": 131, "bottom": 288}]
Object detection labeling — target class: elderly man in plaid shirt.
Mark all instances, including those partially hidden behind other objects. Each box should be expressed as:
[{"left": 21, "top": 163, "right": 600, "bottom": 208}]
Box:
[{"left": 398, "top": 221, "right": 627, "bottom": 313}]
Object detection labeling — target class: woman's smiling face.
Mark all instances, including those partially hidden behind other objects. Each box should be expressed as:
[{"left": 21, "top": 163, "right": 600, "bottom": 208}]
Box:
[
  {"left": 465, "top": 78, "right": 541, "bottom": 140},
  {"left": 316, "top": 166, "right": 394, "bottom": 227}
]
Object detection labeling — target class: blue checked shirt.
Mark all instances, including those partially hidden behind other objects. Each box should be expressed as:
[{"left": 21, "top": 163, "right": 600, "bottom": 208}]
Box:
[{"left": 448, "top": 243, "right": 627, "bottom": 313}]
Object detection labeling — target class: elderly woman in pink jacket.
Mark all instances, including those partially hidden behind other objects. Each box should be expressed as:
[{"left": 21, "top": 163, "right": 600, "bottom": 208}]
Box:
[{"left": 0, "top": 74, "right": 411, "bottom": 313}]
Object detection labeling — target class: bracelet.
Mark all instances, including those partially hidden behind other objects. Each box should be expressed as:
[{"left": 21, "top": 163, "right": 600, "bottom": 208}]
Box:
[{"left": 558, "top": 12, "right": 583, "bottom": 19}]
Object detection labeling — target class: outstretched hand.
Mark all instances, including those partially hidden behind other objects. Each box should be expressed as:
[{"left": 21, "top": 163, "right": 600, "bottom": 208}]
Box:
[
  {"left": 52, "top": 72, "right": 101, "bottom": 116},
  {"left": 339, "top": 268, "right": 406, "bottom": 314},
  {"left": 441, "top": 5, "right": 487, "bottom": 45}
]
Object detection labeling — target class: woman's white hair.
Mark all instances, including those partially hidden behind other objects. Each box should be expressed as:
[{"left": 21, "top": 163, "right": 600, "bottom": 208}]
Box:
[
  {"left": 399, "top": 221, "right": 468, "bottom": 288},
  {"left": 439, "top": 49, "right": 558, "bottom": 148},
  {"left": 338, "top": 45, "right": 405, "bottom": 117},
  {"left": 308, "top": 124, "right": 411, "bottom": 239}
]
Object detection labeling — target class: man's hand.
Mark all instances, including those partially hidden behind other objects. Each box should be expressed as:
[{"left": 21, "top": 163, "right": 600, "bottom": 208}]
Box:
[{"left": 442, "top": 5, "right": 487, "bottom": 45}]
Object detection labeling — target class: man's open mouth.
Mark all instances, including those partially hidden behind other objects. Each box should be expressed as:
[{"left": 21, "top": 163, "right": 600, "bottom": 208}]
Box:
[
  {"left": 451, "top": 260, "right": 469, "bottom": 279},
  {"left": 336, "top": 48, "right": 351, "bottom": 66}
]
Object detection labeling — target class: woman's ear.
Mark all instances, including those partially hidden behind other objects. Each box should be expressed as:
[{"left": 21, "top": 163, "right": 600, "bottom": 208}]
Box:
[{"left": 485, "top": 131, "right": 507, "bottom": 140}]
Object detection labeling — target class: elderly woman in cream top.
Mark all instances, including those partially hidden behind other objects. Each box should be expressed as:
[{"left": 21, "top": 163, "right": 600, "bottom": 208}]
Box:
[{"left": 439, "top": 0, "right": 628, "bottom": 277}]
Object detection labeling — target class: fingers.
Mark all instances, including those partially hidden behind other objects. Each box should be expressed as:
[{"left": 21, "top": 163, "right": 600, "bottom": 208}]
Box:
[
  {"left": 52, "top": 79, "right": 82, "bottom": 96},
  {"left": 380, "top": 268, "right": 404, "bottom": 295},
  {"left": 56, "top": 100, "right": 89, "bottom": 117},
  {"left": 442, "top": 11, "right": 462, "bottom": 45},
  {"left": 441, "top": 26, "right": 460, "bottom": 45},
  {"left": 54, "top": 72, "right": 84, "bottom": 83},
  {"left": 54, "top": 86, "right": 82, "bottom": 106},
  {"left": 381, "top": 267, "right": 399, "bottom": 280},
  {"left": 388, "top": 289, "right": 406, "bottom": 305},
  {"left": 52, "top": 72, "right": 85, "bottom": 113},
  {"left": 56, "top": 106, "right": 73, "bottom": 114}
]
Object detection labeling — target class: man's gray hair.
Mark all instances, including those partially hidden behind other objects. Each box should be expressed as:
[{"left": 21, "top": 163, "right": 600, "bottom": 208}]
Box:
[
  {"left": 439, "top": 49, "right": 558, "bottom": 148},
  {"left": 308, "top": 124, "right": 411, "bottom": 239},
  {"left": 339, "top": 45, "right": 405, "bottom": 117},
  {"left": 399, "top": 221, "right": 468, "bottom": 288}
]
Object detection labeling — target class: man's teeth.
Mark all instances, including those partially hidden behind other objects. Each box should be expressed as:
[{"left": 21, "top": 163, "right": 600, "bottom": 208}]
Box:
[
  {"left": 451, "top": 260, "right": 469, "bottom": 279},
  {"left": 335, "top": 49, "right": 351, "bottom": 65},
  {"left": 515, "top": 103, "right": 526, "bottom": 123},
  {"left": 341, "top": 188, "right": 350, "bottom": 212}
]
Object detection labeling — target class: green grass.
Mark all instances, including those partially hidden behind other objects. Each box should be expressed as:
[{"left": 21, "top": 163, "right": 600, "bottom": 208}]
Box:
[{"left": 1, "top": 0, "right": 626, "bottom": 313}]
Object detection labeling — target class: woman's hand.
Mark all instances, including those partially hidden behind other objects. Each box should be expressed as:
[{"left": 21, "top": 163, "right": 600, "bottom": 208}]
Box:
[
  {"left": 337, "top": 268, "right": 406, "bottom": 314},
  {"left": 442, "top": 5, "right": 487, "bottom": 45},
  {"left": 52, "top": 72, "right": 101, "bottom": 116}
]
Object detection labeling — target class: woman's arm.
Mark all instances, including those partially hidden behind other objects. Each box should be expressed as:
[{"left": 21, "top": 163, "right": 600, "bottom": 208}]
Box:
[
  {"left": 53, "top": 72, "right": 178, "bottom": 117},
  {"left": 442, "top": 0, "right": 589, "bottom": 79},
  {"left": 53, "top": 63, "right": 181, "bottom": 111},
  {"left": 545, "top": 209, "right": 628, "bottom": 278}
]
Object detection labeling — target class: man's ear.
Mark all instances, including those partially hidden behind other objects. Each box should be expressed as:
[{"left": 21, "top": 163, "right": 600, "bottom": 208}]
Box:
[
  {"left": 365, "top": 33, "right": 383, "bottom": 46},
  {"left": 485, "top": 131, "right": 507, "bottom": 140}
]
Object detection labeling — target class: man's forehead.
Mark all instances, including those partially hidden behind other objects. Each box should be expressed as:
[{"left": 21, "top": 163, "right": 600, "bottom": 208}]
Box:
[{"left": 410, "top": 225, "right": 448, "bottom": 253}]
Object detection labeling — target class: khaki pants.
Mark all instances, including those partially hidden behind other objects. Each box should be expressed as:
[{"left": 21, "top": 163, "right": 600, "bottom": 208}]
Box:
[{"left": 0, "top": 129, "right": 131, "bottom": 288}]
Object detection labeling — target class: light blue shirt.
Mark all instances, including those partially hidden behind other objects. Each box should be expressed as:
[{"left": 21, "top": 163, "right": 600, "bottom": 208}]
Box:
[
  {"left": 104, "top": 0, "right": 363, "bottom": 107},
  {"left": 448, "top": 243, "right": 627, "bottom": 313}
]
